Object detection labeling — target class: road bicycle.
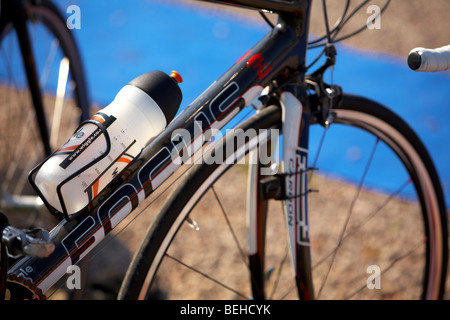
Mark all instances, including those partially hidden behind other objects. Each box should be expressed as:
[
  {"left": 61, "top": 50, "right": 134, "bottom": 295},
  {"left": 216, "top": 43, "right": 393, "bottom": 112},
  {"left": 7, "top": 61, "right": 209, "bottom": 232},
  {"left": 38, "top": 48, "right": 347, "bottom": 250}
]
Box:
[{"left": 0, "top": 0, "right": 448, "bottom": 300}]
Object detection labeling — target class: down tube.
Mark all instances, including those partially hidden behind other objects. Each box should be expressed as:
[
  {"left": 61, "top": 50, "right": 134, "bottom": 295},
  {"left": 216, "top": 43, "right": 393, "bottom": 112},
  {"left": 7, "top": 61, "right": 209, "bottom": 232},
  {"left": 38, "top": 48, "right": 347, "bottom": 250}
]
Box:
[{"left": 6, "top": 23, "right": 300, "bottom": 297}]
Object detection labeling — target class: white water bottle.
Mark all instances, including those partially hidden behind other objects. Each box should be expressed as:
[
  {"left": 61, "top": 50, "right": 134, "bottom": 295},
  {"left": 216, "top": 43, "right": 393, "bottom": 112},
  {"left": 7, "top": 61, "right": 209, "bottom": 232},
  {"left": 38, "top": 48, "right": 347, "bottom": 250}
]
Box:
[{"left": 32, "top": 70, "right": 183, "bottom": 218}]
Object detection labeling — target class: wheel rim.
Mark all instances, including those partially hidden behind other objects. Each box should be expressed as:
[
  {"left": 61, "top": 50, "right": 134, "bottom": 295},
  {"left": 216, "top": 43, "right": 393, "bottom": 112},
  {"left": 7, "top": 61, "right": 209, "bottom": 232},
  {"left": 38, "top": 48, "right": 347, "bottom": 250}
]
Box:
[
  {"left": 124, "top": 103, "right": 446, "bottom": 300},
  {"left": 0, "top": 13, "right": 84, "bottom": 228}
]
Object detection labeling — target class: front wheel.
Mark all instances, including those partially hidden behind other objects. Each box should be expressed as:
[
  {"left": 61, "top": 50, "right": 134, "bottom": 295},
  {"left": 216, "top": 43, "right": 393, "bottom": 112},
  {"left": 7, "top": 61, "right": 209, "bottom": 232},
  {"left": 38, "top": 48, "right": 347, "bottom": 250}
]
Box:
[{"left": 119, "top": 94, "right": 447, "bottom": 300}]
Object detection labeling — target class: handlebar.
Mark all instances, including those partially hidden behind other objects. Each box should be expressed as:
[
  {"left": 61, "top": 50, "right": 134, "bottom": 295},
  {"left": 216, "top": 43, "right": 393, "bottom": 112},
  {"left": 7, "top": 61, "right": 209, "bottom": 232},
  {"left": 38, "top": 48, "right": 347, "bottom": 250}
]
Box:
[{"left": 408, "top": 44, "right": 450, "bottom": 72}]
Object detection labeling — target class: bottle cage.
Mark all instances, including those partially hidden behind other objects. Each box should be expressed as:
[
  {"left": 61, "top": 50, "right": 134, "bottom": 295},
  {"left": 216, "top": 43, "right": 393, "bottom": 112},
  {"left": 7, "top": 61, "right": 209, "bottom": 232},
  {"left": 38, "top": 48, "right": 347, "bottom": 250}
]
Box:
[{"left": 28, "top": 119, "right": 112, "bottom": 221}]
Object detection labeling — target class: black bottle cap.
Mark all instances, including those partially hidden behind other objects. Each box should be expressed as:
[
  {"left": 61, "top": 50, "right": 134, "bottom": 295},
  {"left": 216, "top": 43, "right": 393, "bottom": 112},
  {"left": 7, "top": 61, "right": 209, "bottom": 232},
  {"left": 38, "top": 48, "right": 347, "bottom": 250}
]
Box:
[{"left": 128, "top": 70, "right": 182, "bottom": 124}]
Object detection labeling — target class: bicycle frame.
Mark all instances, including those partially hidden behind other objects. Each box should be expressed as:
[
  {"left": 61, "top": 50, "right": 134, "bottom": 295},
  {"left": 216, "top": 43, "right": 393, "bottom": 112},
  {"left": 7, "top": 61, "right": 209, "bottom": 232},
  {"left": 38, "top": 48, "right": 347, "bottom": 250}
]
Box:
[{"left": 8, "top": 0, "right": 316, "bottom": 299}]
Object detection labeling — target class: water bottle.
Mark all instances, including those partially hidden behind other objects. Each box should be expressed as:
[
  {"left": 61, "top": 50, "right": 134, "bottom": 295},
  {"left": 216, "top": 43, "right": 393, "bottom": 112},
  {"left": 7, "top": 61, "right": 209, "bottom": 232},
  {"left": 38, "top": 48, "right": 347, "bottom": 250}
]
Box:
[{"left": 31, "top": 70, "right": 183, "bottom": 219}]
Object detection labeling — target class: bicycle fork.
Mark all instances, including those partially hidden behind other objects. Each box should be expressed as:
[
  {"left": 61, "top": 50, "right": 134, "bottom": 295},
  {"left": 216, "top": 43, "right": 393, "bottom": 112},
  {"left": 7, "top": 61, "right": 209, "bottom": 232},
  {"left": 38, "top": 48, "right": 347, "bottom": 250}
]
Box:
[
  {"left": 247, "top": 85, "right": 314, "bottom": 300},
  {"left": 280, "top": 89, "right": 313, "bottom": 300}
]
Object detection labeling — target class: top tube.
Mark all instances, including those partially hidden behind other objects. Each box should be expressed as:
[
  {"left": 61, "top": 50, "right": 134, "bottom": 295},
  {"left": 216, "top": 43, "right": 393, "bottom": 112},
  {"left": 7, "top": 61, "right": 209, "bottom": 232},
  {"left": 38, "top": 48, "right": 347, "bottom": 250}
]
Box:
[{"left": 198, "top": 0, "right": 306, "bottom": 13}]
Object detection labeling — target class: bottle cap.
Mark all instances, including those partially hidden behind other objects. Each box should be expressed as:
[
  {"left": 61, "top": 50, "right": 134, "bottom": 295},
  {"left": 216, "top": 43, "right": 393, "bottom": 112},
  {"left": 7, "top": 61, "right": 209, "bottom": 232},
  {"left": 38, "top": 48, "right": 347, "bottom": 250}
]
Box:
[
  {"left": 128, "top": 71, "right": 182, "bottom": 124},
  {"left": 170, "top": 70, "right": 183, "bottom": 84}
]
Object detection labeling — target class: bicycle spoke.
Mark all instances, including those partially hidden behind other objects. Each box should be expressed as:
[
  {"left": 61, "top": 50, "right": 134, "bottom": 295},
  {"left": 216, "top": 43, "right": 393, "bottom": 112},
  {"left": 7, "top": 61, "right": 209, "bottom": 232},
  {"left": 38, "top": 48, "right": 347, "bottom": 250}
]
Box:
[
  {"left": 310, "top": 125, "right": 328, "bottom": 177},
  {"left": 210, "top": 185, "right": 270, "bottom": 298},
  {"left": 316, "top": 137, "right": 380, "bottom": 298},
  {"left": 165, "top": 252, "right": 249, "bottom": 299},
  {"left": 39, "top": 38, "right": 59, "bottom": 87},
  {"left": 343, "top": 238, "right": 426, "bottom": 299},
  {"left": 268, "top": 243, "right": 289, "bottom": 299},
  {"left": 211, "top": 186, "right": 248, "bottom": 267},
  {"left": 341, "top": 178, "right": 413, "bottom": 241},
  {"left": 50, "top": 57, "right": 70, "bottom": 149},
  {"left": 312, "top": 177, "right": 413, "bottom": 269},
  {"left": 79, "top": 164, "right": 195, "bottom": 263}
]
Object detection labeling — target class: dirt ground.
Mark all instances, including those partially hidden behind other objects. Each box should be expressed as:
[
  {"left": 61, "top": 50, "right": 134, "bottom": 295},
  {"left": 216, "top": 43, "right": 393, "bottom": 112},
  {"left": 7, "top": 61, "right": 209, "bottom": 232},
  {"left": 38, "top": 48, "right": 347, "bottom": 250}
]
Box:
[{"left": 3, "top": 0, "right": 450, "bottom": 300}]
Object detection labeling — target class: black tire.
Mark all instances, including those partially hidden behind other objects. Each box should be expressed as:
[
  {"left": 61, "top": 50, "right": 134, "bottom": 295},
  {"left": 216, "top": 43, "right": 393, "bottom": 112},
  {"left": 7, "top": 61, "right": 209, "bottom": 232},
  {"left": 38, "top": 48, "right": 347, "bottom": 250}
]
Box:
[
  {"left": 119, "top": 94, "right": 447, "bottom": 300},
  {"left": 0, "top": 0, "right": 90, "bottom": 225}
]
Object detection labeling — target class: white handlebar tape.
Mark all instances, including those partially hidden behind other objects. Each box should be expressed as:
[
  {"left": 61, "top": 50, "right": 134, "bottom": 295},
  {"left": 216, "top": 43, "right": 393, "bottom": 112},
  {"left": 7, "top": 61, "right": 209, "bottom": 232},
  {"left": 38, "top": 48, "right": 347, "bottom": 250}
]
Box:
[{"left": 408, "top": 44, "right": 450, "bottom": 72}]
